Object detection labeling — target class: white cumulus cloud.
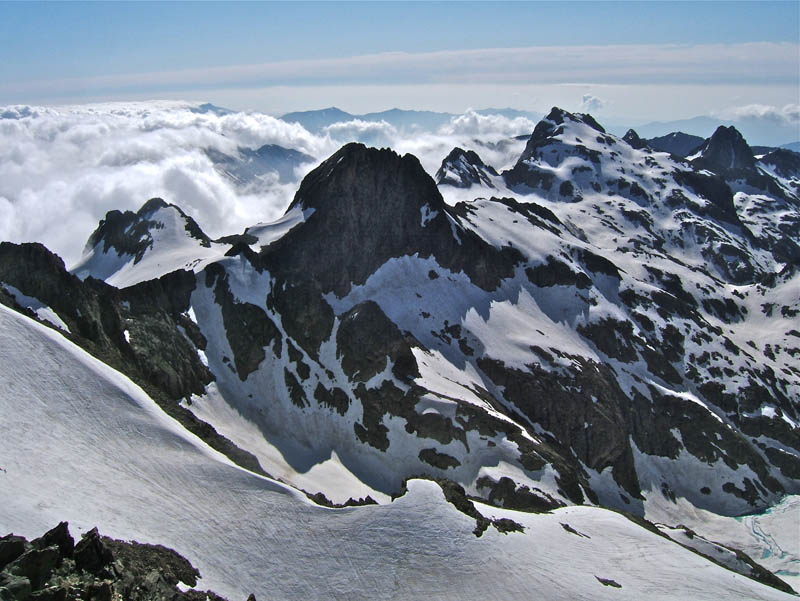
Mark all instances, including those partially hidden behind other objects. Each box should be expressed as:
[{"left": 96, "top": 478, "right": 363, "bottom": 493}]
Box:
[
  {"left": 0, "top": 101, "right": 340, "bottom": 266},
  {"left": 322, "top": 119, "right": 399, "bottom": 147},
  {"left": 722, "top": 103, "right": 800, "bottom": 125},
  {"left": 438, "top": 110, "right": 535, "bottom": 137},
  {"left": 581, "top": 94, "right": 606, "bottom": 114},
  {"left": 0, "top": 101, "right": 542, "bottom": 267}
]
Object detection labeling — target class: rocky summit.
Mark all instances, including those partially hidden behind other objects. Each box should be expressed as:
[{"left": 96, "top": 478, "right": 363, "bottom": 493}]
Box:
[
  {"left": 435, "top": 147, "right": 499, "bottom": 188},
  {"left": 1, "top": 107, "right": 799, "bottom": 598}
]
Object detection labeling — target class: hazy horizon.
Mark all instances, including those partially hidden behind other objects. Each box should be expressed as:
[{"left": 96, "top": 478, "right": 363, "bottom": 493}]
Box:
[{"left": 1, "top": 1, "right": 798, "bottom": 124}]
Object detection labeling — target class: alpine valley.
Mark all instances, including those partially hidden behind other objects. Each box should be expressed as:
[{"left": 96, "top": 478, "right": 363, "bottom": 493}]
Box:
[{"left": 1, "top": 107, "right": 799, "bottom": 600}]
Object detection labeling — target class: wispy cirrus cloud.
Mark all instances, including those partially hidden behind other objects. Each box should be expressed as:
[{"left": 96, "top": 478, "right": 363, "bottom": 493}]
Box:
[{"left": 3, "top": 42, "right": 797, "bottom": 102}]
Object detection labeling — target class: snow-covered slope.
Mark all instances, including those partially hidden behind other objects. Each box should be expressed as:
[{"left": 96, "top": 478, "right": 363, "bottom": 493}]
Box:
[
  {"left": 71, "top": 198, "right": 226, "bottom": 288},
  {"left": 0, "top": 303, "right": 794, "bottom": 600}
]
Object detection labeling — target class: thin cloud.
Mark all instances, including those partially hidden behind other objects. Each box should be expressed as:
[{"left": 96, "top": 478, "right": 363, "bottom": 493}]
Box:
[{"left": 3, "top": 43, "right": 797, "bottom": 102}]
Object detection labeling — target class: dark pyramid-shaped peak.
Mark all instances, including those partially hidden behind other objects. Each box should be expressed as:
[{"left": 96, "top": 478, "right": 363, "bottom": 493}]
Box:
[
  {"left": 622, "top": 129, "right": 647, "bottom": 150},
  {"left": 692, "top": 125, "right": 756, "bottom": 172},
  {"left": 288, "top": 143, "right": 446, "bottom": 215},
  {"left": 441, "top": 146, "right": 487, "bottom": 165},
  {"left": 542, "top": 107, "right": 605, "bottom": 133},
  {"left": 269, "top": 144, "right": 453, "bottom": 294},
  {"left": 435, "top": 147, "right": 499, "bottom": 188}
]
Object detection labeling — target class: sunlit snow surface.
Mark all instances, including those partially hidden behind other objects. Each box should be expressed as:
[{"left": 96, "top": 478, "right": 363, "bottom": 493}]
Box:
[
  {"left": 71, "top": 204, "right": 227, "bottom": 288},
  {"left": 0, "top": 304, "right": 794, "bottom": 600}
]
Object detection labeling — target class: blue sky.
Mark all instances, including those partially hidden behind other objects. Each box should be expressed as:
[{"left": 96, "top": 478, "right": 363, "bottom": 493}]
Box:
[{"left": 1, "top": 1, "right": 798, "bottom": 120}]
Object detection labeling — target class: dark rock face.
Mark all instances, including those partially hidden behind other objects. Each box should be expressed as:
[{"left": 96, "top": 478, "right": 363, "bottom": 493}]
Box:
[
  {"left": 758, "top": 148, "right": 800, "bottom": 180},
  {"left": 476, "top": 476, "right": 565, "bottom": 512},
  {"left": 0, "top": 243, "right": 264, "bottom": 478},
  {"left": 0, "top": 523, "right": 247, "bottom": 601},
  {"left": 478, "top": 356, "right": 641, "bottom": 501},
  {"left": 267, "top": 279, "right": 331, "bottom": 361},
  {"left": 0, "top": 242, "right": 123, "bottom": 350},
  {"left": 435, "top": 147, "right": 499, "bottom": 188},
  {"left": 31, "top": 523, "right": 73, "bottom": 560},
  {"left": 0, "top": 536, "right": 27, "bottom": 571},
  {"left": 691, "top": 126, "right": 757, "bottom": 173},
  {"left": 7, "top": 546, "right": 60, "bottom": 590},
  {"left": 262, "top": 143, "right": 453, "bottom": 295},
  {"left": 205, "top": 263, "right": 281, "bottom": 381},
  {"left": 622, "top": 129, "right": 647, "bottom": 150},
  {"left": 73, "top": 528, "right": 113, "bottom": 576},
  {"left": 261, "top": 142, "right": 523, "bottom": 294},
  {"left": 670, "top": 169, "right": 739, "bottom": 225},
  {"left": 336, "top": 301, "right": 419, "bottom": 382}
]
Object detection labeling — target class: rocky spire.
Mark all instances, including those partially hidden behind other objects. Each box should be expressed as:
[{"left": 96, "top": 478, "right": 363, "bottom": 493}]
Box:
[
  {"left": 622, "top": 129, "right": 647, "bottom": 150},
  {"left": 691, "top": 125, "right": 756, "bottom": 172}
]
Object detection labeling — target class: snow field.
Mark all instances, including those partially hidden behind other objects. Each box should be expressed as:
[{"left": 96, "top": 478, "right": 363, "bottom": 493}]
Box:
[{"left": 0, "top": 304, "right": 794, "bottom": 600}]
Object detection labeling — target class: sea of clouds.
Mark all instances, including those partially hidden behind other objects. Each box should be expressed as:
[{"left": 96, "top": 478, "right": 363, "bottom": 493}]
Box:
[{"left": 0, "top": 101, "right": 533, "bottom": 266}]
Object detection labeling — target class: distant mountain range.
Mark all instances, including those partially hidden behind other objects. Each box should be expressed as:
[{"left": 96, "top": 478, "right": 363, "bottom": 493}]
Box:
[
  {"left": 279, "top": 106, "right": 543, "bottom": 133},
  {"left": 608, "top": 115, "right": 799, "bottom": 149},
  {"left": 275, "top": 105, "right": 799, "bottom": 148}
]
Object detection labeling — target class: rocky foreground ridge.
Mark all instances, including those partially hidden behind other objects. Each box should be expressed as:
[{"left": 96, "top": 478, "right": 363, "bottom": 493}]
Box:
[
  {"left": 1, "top": 108, "right": 798, "bottom": 532},
  {"left": 0, "top": 522, "right": 253, "bottom": 601}
]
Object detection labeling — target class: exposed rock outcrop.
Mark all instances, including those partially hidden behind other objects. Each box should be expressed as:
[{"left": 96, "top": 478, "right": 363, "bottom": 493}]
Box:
[{"left": 0, "top": 523, "right": 253, "bottom": 601}]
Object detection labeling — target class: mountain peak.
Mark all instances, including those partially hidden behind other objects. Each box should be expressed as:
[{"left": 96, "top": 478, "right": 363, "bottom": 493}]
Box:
[
  {"left": 758, "top": 148, "right": 800, "bottom": 179},
  {"left": 71, "top": 198, "right": 217, "bottom": 287},
  {"left": 543, "top": 107, "right": 605, "bottom": 133},
  {"left": 517, "top": 107, "right": 607, "bottom": 165},
  {"left": 622, "top": 129, "right": 647, "bottom": 150},
  {"left": 137, "top": 197, "right": 170, "bottom": 216},
  {"left": 288, "top": 143, "right": 444, "bottom": 215},
  {"left": 692, "top": 125, "right": 756, "bottom": 172},
  {"left": 268, "top": 143, "right": 453, "bottom": 294},
  {"left": 435, "top": 147, "right": 499, "bottom": 188}
]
